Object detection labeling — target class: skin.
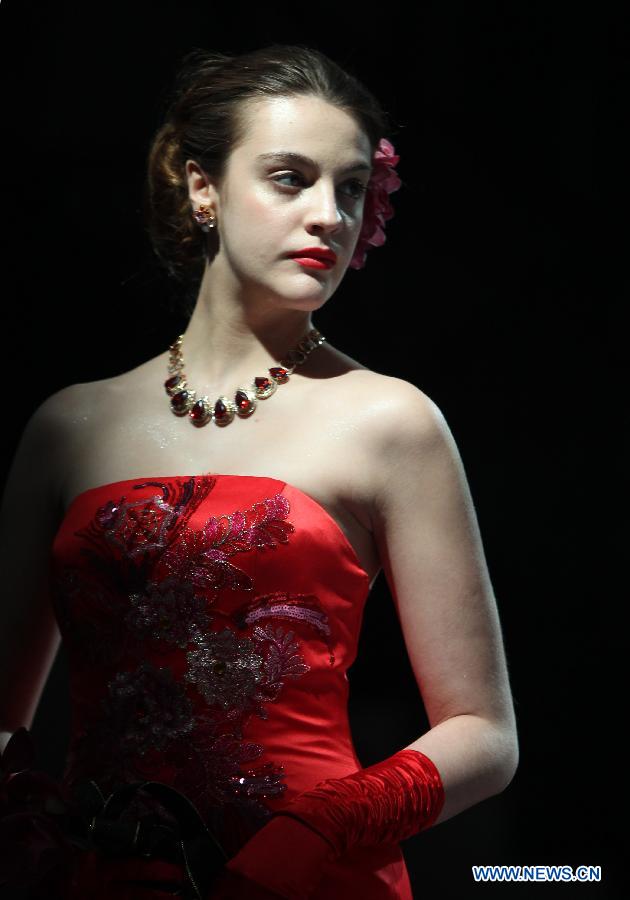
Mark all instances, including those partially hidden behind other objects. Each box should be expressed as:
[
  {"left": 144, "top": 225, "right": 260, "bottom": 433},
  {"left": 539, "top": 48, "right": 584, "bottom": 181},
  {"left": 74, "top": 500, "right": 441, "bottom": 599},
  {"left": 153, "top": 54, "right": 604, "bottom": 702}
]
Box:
[
  {"left": 60, "top": 93, "right": 389, "bottom": 586},
  {"left": 181, "top": 93, "right": 374, "bottom": 390},
  {"left": 1, "top": 93, "right": 518, "bottom": 842}
]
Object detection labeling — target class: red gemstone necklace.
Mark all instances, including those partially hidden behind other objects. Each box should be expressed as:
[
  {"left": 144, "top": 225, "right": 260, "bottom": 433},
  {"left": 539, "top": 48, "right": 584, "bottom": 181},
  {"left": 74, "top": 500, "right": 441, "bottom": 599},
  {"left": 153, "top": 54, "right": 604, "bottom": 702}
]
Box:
[{"left": 165, "top": 328, "right": 326, "bottom": 427}]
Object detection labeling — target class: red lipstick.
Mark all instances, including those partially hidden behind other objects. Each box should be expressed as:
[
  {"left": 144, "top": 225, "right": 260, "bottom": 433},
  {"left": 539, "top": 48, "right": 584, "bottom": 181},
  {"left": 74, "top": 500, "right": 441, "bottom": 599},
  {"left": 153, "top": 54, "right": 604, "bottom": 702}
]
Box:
[
  {"left": 292, "top": 257, "right": 333, "bottom": 270},
  {"left": 287, "top": 246, "right": 337, "bottom": 268}
]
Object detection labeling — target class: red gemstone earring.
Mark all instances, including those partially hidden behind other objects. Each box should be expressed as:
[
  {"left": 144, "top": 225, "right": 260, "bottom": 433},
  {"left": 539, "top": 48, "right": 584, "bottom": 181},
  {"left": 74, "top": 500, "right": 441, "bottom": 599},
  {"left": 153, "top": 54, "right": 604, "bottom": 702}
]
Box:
[{"left": 192, "top": 205, "right": 217, "bottom": 233}]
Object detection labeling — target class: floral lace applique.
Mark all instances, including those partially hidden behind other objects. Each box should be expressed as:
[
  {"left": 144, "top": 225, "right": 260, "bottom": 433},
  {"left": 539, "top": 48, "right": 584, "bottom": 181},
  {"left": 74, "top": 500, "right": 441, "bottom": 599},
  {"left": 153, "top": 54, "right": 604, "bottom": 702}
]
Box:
[
  {"left": 52, "top": 479, "right": 296, "bottom": 664},
  {"left": 85, "top": 476, "right": 210, "bottom": 559},
  {"left": 51, "top": 476, "right": 335, "bottom": 851},
  {"left": 125, "top": 577, "right": 212, "bottom": 651},
  {"left": 158, "top": 492, "right": 295, "bottom": 593},
  {"left": 232, "top": 591, "right": 336, "bottom": 667},
  {"left": 186, "top": 622, "right": 312, "bottom": 716},
  {"left": 105, "top": 660, "right": 196, "bottom": 755}
]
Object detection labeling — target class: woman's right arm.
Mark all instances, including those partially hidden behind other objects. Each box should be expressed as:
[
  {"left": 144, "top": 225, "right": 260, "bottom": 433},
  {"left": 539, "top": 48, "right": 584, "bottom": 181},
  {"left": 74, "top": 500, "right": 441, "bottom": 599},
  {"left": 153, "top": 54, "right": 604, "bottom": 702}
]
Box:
[{"left": 0, "top": 386, "right": 77, "bottom": 754}]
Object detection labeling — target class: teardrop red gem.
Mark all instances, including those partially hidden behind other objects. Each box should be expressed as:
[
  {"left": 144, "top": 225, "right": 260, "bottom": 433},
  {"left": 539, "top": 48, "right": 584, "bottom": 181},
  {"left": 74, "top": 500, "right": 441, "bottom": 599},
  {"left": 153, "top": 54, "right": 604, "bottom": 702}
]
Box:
[
  {"left": 235, "top": 390, "right": 251, "bottom": 410},
  {"left": 254, "top": 376, "right": 271, "bottom": 390},
  {"left": 190, "top": 400, "right": 209, "bottom": 421},
  {"left": 214, "top": 398, "right": 228, "bottom": 419},
  {"left": 171, "top": 391, "right": 190, "bottom": 411},
  {"left": 165, "top": 374, "right": 182, "bottom": 391},
  {"left": 269, "top": 367, "right": 289, "bottom": 384}
]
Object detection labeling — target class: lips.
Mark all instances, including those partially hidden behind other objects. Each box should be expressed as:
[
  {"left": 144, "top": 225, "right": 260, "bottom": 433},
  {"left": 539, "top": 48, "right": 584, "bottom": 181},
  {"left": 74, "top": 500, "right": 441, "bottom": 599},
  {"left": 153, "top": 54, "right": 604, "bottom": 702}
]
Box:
[{"left": 287, "top": 247, "right": 337, "bottom": 264}]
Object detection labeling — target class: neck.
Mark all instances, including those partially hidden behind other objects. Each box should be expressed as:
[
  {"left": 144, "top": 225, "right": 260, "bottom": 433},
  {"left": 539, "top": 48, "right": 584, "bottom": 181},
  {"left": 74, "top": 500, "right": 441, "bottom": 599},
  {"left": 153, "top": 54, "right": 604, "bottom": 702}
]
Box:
[{"left": 178, "top": 263, "right": 317, "bottom": 396}]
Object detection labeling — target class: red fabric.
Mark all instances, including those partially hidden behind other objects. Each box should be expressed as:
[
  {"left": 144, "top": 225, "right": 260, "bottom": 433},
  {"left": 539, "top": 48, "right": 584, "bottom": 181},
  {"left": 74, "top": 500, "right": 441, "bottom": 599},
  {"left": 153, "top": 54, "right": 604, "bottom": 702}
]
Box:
[
  {"left": 40, "top": 473, "right": 420, "bottom": 898},
  {"left": 222, "top": 814, "right": 334, "bottom": 898},
  {"left": 275, "top": 748, "right": 445, "bottom": 854},
  {"left": 222, "top": 749, "right": 444, "bottom": 899}
]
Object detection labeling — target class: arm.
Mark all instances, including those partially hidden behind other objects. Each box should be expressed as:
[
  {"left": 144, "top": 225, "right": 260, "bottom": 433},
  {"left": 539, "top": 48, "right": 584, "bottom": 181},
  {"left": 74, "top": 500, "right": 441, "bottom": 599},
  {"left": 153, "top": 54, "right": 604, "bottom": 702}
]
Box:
[
  {"left": 0, "top": 387, "right": 75, "bottom": 749},
  {"left": 370, "top": 382, "right": 519, "bottom": 820},
  {"left": 212, "top": 380, "right": 518, "bottom": 898}
]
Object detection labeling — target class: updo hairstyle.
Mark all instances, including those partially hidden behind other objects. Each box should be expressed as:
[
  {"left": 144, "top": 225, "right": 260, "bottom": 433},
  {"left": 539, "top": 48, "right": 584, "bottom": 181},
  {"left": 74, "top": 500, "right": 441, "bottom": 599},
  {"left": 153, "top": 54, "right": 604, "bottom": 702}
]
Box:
[{"left": 143, "top": 43, "right": 392, "bottom": 298}]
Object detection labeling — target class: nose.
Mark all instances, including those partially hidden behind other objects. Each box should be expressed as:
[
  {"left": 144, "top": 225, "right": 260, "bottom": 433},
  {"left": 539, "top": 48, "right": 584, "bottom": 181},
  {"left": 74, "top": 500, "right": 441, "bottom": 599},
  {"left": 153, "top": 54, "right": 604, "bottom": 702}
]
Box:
[{"left": 303, "top": 180, "right": 344, "bottom": 235}]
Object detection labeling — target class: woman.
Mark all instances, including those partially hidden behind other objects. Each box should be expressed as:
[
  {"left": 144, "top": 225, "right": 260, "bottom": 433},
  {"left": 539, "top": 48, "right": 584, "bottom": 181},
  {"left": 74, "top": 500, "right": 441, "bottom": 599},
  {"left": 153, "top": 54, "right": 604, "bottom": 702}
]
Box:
[{"left": 0, "top": 44, "right": 518, "bottom": 899}]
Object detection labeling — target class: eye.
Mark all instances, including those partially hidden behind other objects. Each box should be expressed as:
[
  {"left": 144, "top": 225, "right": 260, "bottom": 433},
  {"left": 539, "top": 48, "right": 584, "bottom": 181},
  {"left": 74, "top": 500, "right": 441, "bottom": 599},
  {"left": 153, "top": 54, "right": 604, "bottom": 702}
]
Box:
[
  {"left": 341, "top": 179, "right": 369, "bottom": 200},
  {"left": 272, "top": 172, "right": 304, "bottom": 189},
  {"left": 272, "top": 172, "right": 367, "bottom": 200}
]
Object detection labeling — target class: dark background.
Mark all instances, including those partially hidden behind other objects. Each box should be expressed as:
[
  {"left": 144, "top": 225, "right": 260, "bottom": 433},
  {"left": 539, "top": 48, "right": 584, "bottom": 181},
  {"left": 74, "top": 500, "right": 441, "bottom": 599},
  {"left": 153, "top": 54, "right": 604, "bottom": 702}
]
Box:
[{"left": 2, "top": 1, "right": 625, "bottom": 897}]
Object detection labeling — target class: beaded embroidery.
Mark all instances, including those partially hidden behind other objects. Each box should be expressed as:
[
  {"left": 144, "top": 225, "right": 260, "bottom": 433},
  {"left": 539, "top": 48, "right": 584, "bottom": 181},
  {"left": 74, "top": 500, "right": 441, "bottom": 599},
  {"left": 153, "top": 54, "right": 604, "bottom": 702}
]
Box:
[
  {"left": 103, "top": 659, "right": 196, "bottom": 755},
  {"left": 50, "top": 475, "right": 334, "bottom": 852}
]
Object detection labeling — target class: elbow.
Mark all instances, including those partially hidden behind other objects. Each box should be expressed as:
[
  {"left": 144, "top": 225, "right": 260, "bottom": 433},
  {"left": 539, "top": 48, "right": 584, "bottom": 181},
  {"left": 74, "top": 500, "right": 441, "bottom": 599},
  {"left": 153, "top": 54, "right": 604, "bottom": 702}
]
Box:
[
  {"left": 495, "top": 749, "right": 519, "bottom": 794},
  {"left": 490, "top": 727, "right": 520, "bottom": 795}
]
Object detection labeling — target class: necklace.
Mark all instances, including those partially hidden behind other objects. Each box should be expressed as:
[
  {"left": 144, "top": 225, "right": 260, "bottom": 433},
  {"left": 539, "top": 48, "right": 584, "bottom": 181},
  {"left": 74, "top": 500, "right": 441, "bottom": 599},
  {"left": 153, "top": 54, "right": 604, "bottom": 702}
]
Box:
[{"left": 164, "top": 328, "right": 326, "bottom": 427}]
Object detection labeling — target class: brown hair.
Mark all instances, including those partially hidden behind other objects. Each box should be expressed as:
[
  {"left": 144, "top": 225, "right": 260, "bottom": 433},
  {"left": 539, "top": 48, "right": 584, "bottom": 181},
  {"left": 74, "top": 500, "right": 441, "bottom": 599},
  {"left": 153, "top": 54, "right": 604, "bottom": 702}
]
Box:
[{"left": 142, "top": 43, "right": 396, "bottom": 303}]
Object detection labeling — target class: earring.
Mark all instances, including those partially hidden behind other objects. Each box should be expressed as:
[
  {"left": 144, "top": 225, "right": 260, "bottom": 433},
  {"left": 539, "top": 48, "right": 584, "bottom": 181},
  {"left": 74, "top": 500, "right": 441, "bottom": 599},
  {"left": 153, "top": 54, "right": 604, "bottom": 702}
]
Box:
[{"left": 192, "top": 204, "right": 216, "bottom": 233}]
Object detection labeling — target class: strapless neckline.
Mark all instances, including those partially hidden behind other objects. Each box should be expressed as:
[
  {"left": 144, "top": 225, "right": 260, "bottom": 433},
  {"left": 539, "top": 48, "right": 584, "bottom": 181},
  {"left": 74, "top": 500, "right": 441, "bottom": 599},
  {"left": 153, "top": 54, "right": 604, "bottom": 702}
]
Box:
[{"left": 61, "top": 472, "right": 373, "bottom": 584}]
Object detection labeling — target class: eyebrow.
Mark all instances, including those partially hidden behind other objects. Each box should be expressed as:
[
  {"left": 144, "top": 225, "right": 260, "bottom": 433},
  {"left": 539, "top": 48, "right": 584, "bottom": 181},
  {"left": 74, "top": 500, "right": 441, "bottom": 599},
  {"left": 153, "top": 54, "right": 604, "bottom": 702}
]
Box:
[{"left": 256, "top": 151, "right": 373, "bottom": 175}]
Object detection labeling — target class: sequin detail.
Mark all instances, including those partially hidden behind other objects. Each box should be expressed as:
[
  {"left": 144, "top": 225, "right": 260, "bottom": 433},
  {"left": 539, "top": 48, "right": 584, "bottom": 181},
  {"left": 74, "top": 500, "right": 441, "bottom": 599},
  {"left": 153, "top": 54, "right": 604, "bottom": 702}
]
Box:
[
  {"left": 158, "top": 492, "right": 295, "bottom": 594},
  {"left": 125, "top": 577, "right": 211, "bottom": 649},
  {"left": 232, "top": 592, "right": 336, "bottom": 666},
  {"left": 104, "top": 660, "right": 195, "bottom": 755},
  {"left": 51, "top": 475, "right": 335, "bottom": 853},
  {"left": 186, "top": 627, "right": 266, "bottom": 712}
]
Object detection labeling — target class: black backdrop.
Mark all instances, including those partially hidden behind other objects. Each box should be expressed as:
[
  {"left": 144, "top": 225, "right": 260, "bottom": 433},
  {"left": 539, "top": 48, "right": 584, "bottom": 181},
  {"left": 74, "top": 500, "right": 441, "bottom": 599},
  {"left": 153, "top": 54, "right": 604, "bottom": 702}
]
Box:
[{"left": 2, "top": 2, "right": 624, "bottom": 897}]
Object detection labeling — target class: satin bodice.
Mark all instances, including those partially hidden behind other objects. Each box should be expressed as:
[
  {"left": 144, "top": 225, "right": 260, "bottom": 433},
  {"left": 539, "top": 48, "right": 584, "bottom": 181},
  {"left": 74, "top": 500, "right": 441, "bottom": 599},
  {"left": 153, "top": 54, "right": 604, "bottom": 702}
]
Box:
[{"left": 48, "top": 473, "right": 412, "bottom": 898}]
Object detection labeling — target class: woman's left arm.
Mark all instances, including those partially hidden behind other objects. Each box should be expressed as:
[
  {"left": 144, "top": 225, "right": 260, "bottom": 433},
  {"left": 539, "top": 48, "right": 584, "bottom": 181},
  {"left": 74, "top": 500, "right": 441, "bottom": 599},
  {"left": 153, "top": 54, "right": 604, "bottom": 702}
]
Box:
[
  {"left": 212, "top": 381, "right": 519, "bottom": 899},
  {"left": 370, "top": 381, "right": 519, "bottom": 824}
]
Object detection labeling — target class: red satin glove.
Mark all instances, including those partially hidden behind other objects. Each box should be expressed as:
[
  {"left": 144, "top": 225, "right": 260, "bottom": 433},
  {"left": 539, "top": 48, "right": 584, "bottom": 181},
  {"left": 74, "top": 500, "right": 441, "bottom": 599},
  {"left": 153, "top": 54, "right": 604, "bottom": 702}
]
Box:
[{"left": 222, "top": 748, "right": 444, "bottom": 900}]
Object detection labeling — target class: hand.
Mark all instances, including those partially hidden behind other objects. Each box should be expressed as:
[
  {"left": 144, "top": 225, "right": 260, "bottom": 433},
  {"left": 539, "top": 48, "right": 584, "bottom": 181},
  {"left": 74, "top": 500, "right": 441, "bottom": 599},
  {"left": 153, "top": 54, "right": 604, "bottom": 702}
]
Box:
[{"left": 209, "top": 868, "right": 286, "bottom": 899}]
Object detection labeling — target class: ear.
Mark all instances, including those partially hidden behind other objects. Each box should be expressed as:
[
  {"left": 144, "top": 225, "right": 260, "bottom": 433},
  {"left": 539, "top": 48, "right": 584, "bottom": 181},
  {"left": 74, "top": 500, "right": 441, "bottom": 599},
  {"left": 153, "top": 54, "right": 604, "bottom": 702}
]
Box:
[{"left": 185, "top": 159, "right": 221, "bottom": 216}]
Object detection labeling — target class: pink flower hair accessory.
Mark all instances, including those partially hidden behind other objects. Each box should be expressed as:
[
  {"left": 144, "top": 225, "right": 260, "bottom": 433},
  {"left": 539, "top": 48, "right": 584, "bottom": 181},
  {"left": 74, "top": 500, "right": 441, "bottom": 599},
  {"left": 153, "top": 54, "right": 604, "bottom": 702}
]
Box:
[{"left": 349, "top": 137, "right": 401, "bottom": 270}]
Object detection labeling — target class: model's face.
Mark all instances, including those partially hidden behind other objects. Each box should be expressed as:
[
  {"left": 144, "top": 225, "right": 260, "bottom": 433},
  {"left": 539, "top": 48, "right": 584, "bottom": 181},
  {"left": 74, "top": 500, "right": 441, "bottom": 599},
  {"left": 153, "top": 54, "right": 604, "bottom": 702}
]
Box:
[{"left": 186, "top": 94, "right": 373, "bottom": 309}]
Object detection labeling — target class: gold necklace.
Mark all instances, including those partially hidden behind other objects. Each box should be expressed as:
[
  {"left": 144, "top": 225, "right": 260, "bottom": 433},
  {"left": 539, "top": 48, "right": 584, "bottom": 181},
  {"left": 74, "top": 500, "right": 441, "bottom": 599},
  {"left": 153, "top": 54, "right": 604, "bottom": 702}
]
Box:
[{"left": 165, "top": 328, "right": 326, "bottom": 427}]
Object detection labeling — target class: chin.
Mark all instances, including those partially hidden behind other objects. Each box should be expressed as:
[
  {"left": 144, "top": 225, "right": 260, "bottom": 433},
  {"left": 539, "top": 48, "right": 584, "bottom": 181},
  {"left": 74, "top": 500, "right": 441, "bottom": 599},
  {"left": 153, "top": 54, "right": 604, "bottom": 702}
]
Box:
[{"left": 280, "top": 287, "right": 332, "bottom": 313}]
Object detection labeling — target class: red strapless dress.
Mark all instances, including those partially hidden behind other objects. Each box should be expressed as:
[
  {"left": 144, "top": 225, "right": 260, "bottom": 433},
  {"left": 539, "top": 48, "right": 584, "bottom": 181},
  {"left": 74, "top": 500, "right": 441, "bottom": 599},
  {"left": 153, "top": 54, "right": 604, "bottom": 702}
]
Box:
[{"left": 4, "top": 474, "right": 413, "bottom": 898}]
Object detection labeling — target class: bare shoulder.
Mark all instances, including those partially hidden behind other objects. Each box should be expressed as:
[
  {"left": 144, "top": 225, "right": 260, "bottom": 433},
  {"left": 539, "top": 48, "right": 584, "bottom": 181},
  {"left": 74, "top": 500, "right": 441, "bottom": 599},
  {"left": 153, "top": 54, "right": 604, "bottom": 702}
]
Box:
[
  {"left": 14, "top": 377, "right": 119, "bottom": 511},
  {"left": 338, "top": 370, "right": 456, "bottom": 506},
  {"left": 342, "top": 369, "right": 448, "bottom": 450},
  {"left": 29, "top": 376, "right": 118, "bottom": 443},
  {"left": 314, "top": 341, "right": 440, "bottom": 416},
  {"left": 15, "top": 380, "right": 93, "bottom": 464}
]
